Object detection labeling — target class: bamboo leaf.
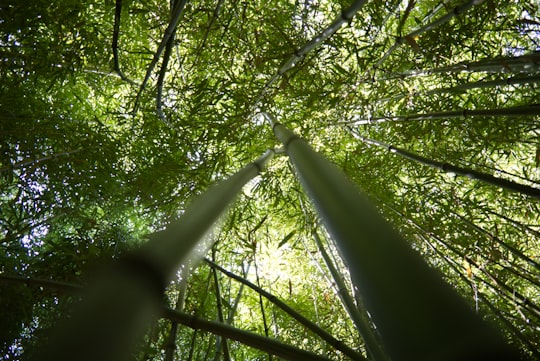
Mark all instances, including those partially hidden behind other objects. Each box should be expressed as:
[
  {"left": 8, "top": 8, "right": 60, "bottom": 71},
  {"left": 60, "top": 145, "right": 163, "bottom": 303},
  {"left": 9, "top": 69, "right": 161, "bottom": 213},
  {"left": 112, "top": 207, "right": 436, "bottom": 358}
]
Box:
[{"left": 278, "top": 230, "right": 296, "bottom": 248}]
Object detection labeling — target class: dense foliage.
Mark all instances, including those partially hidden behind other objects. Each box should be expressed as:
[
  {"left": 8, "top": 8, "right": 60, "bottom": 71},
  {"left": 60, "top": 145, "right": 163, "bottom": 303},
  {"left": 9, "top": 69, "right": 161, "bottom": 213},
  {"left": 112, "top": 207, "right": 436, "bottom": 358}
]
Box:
[{"left": 1, "top": 0, "right": 539, "bottom": 359}]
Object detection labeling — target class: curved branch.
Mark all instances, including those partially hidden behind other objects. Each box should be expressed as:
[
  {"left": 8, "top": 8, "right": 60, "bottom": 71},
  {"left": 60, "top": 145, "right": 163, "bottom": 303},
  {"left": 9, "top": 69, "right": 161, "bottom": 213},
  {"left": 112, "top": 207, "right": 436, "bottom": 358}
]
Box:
[
  {"left": 372, "top": 0, "right": 485, "bottom": 70},
  {"left": 162, "top": 308, "right": 334, "bottom": 361},
  {"left": 112, "top": 0, "right": 135, "bottom": 84},
  {"left": 156, "top": 0, "right": 178, "bottom": 125},
  {"left": 134, "top": 0, "right": 188, "bottom": 113},
  {"left": 353, "top": 134, "right": 540, "bottom": 199},
  {"left": 203, "top": 258, "right": 366, "bottom": 361}
]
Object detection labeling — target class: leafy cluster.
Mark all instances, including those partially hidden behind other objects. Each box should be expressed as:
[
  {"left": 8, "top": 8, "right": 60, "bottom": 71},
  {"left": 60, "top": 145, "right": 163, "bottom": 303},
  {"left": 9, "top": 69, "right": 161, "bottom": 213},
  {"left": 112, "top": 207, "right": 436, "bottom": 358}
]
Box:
[{"left": 1, "top": 0, "right": 539, "bottom": 360}]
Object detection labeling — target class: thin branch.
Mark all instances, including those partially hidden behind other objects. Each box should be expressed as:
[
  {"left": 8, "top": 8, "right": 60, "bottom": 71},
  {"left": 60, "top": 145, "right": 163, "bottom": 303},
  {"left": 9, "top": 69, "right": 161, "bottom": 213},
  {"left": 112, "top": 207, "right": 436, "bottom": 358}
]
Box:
[
  {"left": 352, "top": 133, "right": 540, "bottom": 199},
  {"left": 164, "top": 265, "right": 190, "bottom": 361},
  {"left": 343, "top": 104, "right": 540, "bottom": 125},
  {"left": 162, "top": 308, "right": 334, "bottom": 361},
  {"left": 211, "top": 251, "right": 231, "bottom": 361},
  {"left": 156, "top": 0, "right": 180, "bottom": 126},
  {"left": 0, "top": 149, "right": 82, "bottom": 173},
  {"left": 395, "top": 0, "right": 416, "bottom": 37},
  {"left": 370, "top": 53, "right": 540, "bottom": 84},
  {"left": 253, "top": 0, "right": 368, "bottom": 107},
  {"left": 0, "top": 274, "right": 82, "bottom": 292},
  {"left": 112, "top": 0, "right": 135, "bottom": 83},
  {"left": 377, "top": 74, "right": 540, "bottom": 105},
  {"left": 203, "top": 258, "right": 366, "bottom": 361},
  {"left": 191, "top": 0, "right": 226, "bottom": 69},
  {"left": 252, "top": 252, "right": 273, "bottom": 361},
  {"left": 372, "top": 0, "right": 486, "bottom": 70},
  {"left": 134, "top": 0, "right": 188, "bottom": 113}
]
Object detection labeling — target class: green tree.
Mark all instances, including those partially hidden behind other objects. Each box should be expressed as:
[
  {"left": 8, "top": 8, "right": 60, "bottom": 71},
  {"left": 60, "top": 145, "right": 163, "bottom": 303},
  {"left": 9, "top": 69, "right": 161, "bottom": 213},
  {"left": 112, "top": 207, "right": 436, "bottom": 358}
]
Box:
[{"left": 1, "top": 0, "right": 539, "bottom": 360}]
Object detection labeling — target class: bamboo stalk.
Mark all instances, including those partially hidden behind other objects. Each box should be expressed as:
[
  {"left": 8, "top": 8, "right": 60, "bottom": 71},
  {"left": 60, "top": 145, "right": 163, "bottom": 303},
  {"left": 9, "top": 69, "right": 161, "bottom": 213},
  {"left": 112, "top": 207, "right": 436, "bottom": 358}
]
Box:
[
  {"left": 226, "top": 261, "right": 250, "bottom": 324},
  {"left": 254, "top": 0, "right": 367, "bottom": 106},
  {"left": 312, "top": 230, "right": 389, "bottom": 361},
  {"left": 162, "top": 308, "right": 334, "bottom": 361},
  {"left": 191, "top": 0, "right": 226, "bottom": 70},
  {"left": 164, "top": 265, "right": 190, "bottom": 361},
  {"left": 0, "top": 274, "right": 81, "bottom": 292},
  {"left": 344, "top": 104, "right": 540, "bottom": 125},
  {"left": 134, "top": 0, "right": 188, "bottom": 112},
  {"left": 138, "top": 149, "right": 274, "bottom": 282},
  {"left": 111, "top": 0, "right": 134, "bottom": 83},
  {"left": 417, "top": 232, "right": 540, "bottom": 358},
  {"left": 156, "top": 0, "right": 178, "bottom": 125},
  {"left": 354, "top": 135, "right": 540, "bottom": 199},
  {"left": 372, "top": 0, "right": 485, "bottom": 69},
  {"left": 378, "top": 74, "right": 540, "bottom": 104},
  {"left": 29, "top": 150, "right": 274, "bottom": 361},
  {"left": 252, "top": 252, "right": 273, "bottom": 361},
  {"left": 211, "top": 251, "right": 231, "bottom": 361},
  {"left": 267, "top": 114, "right": 520, "bottom": 361},
  {"left": 203, "top": 258, "right": 366, "bottom": 361},
  {"left": 380, "top": 201, "right": 540, "bottom": 320},
  {"left": 373, "top": 53, "right": 540, "bottom": 84}
]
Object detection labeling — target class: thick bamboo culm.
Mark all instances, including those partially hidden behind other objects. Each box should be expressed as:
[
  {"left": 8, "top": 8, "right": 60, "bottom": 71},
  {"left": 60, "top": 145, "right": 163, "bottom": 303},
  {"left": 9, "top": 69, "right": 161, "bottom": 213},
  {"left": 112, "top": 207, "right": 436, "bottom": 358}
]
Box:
[
  {"left": 311, "top": 230, "right": 389, "bottom": 361},
  {"left": 267, "top": 114, "right": 520, "bottom": 361},
  {"left": 29, "top": 150, "right": 274, "bottom": 361}
]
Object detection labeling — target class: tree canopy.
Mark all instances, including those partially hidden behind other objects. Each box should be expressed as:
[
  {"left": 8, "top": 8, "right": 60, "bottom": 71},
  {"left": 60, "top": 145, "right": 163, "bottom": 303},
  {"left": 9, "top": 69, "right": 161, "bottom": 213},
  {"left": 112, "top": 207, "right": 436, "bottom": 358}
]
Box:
[{"left": 1, "top": 0, "right": 539, "bottom": 360}]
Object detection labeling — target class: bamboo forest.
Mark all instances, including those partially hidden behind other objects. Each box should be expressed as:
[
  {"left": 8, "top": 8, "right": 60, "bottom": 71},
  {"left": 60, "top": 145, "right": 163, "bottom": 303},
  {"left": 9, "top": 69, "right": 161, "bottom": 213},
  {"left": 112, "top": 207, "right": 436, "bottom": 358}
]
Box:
[{"left": 1, "top": 0, "right": 540, "bottom": 360}]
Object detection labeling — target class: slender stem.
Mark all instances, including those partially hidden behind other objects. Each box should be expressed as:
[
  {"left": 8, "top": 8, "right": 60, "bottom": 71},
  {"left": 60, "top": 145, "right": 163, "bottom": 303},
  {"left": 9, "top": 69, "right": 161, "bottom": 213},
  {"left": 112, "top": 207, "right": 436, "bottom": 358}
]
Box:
[
  {"left": 191, "top": 0, "right": 226, "bottom": 70},
  {"left": 378, "top": 74, "right": 540, "bottom": 104},
  {"left": 162, "top": 308, "right": 334, "bottom": 361},
  {"left": 203, "top": 258, "right": 366, "bottom": 361},
  {"left": 254, "top": 0, "right": 367, "bottom": 106},
  {"left": 164, "top": 265, "right": 190, "bottom": 361},
  {"left": 134, "top": 0, "right": 188, "bottom": 112},
  {"left": 111, "top": 0, "right": 134, "bottom": 83},
  {"left": 187, "top": 329, "right": 198, "bottom": 361},
  {"left": 0, "top": 274, "right": 81, "bottom": 291},
  {"left": 252, "top": 252, "right": 273, "bottom": 361},
  {"left": 226, "top": 261, "right": 251, "bottom": 324},
  {"left": 344, "top": 104, "right": 540, "bottom": 125},
  {"left": 354, "top": 134, "right": 540, "bottom": 199},
  {"left": 372, "top": 0, "right": 485, "bottom": 69},
  {"left": 212, "top": 251, "right": 231, "bottom": 361},
  {"left": 156, "top": 0, "right": 178, "bottom": 125},
  {"left": 372, "top": 53, "right": 540, "bottom": 84}
]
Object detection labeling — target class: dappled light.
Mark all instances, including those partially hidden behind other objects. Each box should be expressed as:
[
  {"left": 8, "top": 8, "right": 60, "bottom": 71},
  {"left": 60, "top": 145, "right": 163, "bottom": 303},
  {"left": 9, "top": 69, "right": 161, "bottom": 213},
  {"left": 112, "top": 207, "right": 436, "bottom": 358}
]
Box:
[{"left": 1, "top": 0, "right": 539, "bottom": 360}]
